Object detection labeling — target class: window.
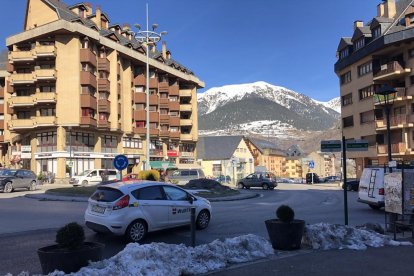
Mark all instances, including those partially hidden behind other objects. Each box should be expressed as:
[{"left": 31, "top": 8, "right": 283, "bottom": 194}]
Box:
[
  {"left": 170, "top": 111, "right": 179, "bottom": 117},
  {"left": 81, "top": 85, "right": 96, "bottom": 96},
  {"left": 99, "top": 92, "right": 108, "bottom": 100},
  {"left": 372, "top": 27, "right": 381, "bottom": 39},
  {"left": 359, "top": 85, "right": 374, "bottom": 100},
  {"left": 136, "top": 121, "right": 145, "bottom": 127},
  {"left": 163, "top": 186, "right": 189, "bottom": 201},
  {"left": 340, "top": 48, "right": 349, "bottom": 59},
  {"left": 342, "top": 116, "right": 354, "bottom": 128},
  {"left": 123, "top": 137, "right": 142, "bottom": 149},
  {"left": 149, "top": 123, "right": 158, "bottom": 129},
  {"left": 360, "top": 110, "right": 374, "bottom": 124},
  {"left": 99, "top": 113, "right": 108, "bottom": 121},
  {"left": 341, "top": 93, "right": 352, "bottom": 106},
  {"left": 180, "top": 143, "right": 195, "bottom": 152},
  {"left": 16, "top": 89, "right": 31, "bottom": 96},
  {"left": 170, "top": 127, "right": 179, "bottom": 132},
  {"left": 149, "top": 105, "right": 157, "bottom": 112},
  {"left": 17, "top": 111, "right": 32, "bottom": 119},
  {"left": 135, "top": 104, "right": 145, "bottom": 110},
  {"left": 160, "top": 125, "right": 168, "bottom": 131},
  {"left": 40, "top": 108, "right": 56, "bottom": 116},
  {"left": 134, "top": 86, "right": 144, "bottom": 93},
  {"left": 37, "top": 132, "right": 57, "bottom": 152},
  {"left": 133, "top": 186, "right": 165, "bottom": 200},
  {"left": 102, "top": 135, "right": 117, "bottom": 153},
  {"left": 170, "top": 96, "right": 178, "bottom": 102},
  {"left": 149, "top": 89, "right": 157, "bottom": 95},
  {"left": 160, "top": 109, "right": 168, "bottom": 115},
  {"left": 160, "top": 93, "right": 168, "bottom": 99},
  {"left": 81, "top": 108, "right": 95, "bottom": 117},
  {"left": 340, "top": 71, "right": 351, "bottom": 85},
  {"left": 410, "top": 75, "right": 414, "bottom": 85},
  {"left": 354, "top": 38, "right": 365, "bottom": 50},
  {"left": 67, "top": 132, "right": 95, "bottom": 152},
  {"left": 40, "top": 85, "right": 56, "bottom": 93},
  {"left": 99, "top": 71, "right": 108, "bottom": 79},
  {"left": 357, "top": 62, "right": 372, "bottom": 77}
]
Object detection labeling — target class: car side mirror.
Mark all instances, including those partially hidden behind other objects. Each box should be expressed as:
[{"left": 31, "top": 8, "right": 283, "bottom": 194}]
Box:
[{"left": 188, "top": 196, "right": 194, "bottom": 204}]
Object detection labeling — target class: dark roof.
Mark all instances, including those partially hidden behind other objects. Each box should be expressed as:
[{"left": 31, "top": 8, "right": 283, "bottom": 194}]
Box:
[
  {"left": 247, "top": 137, "right": 284, "bottom": 155},
  {"left": 337, "top": 37, "right": 352, "bottom": 52},
  {"left": 43, "top": 0, "right": 97, "bottom": 28},
  {"left": 285, "top": 145, "right": 305, "bottom": 158},
  {"left": 352, "top": 26, "right": 372, "bottom": 41},
  {"left": 197, "top": 136, "right": 244, "bottom": 160}
]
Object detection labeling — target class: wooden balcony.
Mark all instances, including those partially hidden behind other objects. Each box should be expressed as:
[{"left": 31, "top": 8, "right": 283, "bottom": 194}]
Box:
[
  {"left": 149, "top": 112, "right": 159, "bottom": 122},
  {"left": 133, "top": 127, "right": 146, "bottom": 135},
  {"left": 80, "top": 71, "right": 97, "bottom": 88},
  {"left": 10, "top": 73, "right": 35, "bottom": 85},
  {"left": 134, "top": 92, "right": 146, "bottom": 103},
  {"left": 159, "top": 98, "right": 169, "bottom": 106},
  {"left": 149, "top": 94, "right": 159, "bottom": 105},
  {"left": 98, "top": 120, "right": 110, "bottom": 128},
  {"left": 134, "top": 110, "right": 146, "bottom": 121},
  {"left": 377, "top": 142, "right": 407, "bottom": 155},
  {"left": 160, "top": 114, "right": 170, "bottom": 123},
  {"left": 35, "top": 92, "right": 56, "bottom": 104},
  {"left": 170, "top": 117, "right": 180, "bottom": 126},
  {"left": 159, "top": 81, "right": 169, "bottom": 92},
  {"left": 34, "top": 44, "right": 56, "bottom": 57},
  {"left": 98, "top": 79, "right": 110, "bottom": 92},
  {"left": 98, "top": 99, "right": 110, "bottom": 113},
  {"left": 0, "top": 87, "right": 3, "bottom": 98},
  {"left": 180, "top": 104, "right": 192, "bottom": 112},
  {"left": 133, "top": 74, "right": 146, "bottom": 86},
  {"left": 180, "top": 119, "right": 193, "bottom": 126},
  {"left": 150, "top": 128, "right": 159, "bottom": 136},
  {"left": 34, "top": 68, "right": 56, "bottom": 80},
  {"left": 98, "top": 58, "right": 110, "bottom": 72},
  {"left": 9, "top": 50, "right": 35, "bottom": 63},
  {"left": 170, "top": 131, "right": 180, "bottom": 139},
  {"left": 0, "top": 120, "right": 4, "bottom": 129},
  {"left": 169, "top": 101, "right": 180, "bottom": 111},
  {"left": 80, "top": 116, "right": 97, "bottom": 127},
  {"left": 80, "top": 94, "right": 97, "bottom": 110},
  {"left": 149, "top": 78, "right": 158, "bottom": 89},
  {"left": 179, "top": 89, "right": 192, "bottom": 97},
  {"left": 9, "top": 95, "right": 35, "bottom": 107},
  {"left": 373, "top": 61, "right": 411, "bottom": 81},
  {"left": 169, "top": 85, "right": 179, "bottom": 96},
  {"left": 375, "top": 87, "right": 411, "bottom": 105},
  {"left": 375, "top": 114, "right": 414, "bottom": 129},
  {"left": 160, "top": 130, "right": 170, "bottom": 137},
  {"left": 0, "top": 104, "right": 3, "bottom": 114},
  {"left": 80, "top": 48, "right": 97, "bottom": 67}
]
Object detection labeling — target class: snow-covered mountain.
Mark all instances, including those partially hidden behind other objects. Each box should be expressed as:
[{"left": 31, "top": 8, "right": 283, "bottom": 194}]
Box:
[
  {"left": 197, "top": 81, "right": 340, "bottom": 137},
  {"left": 314, "top": 97, "right": 341, "bottom": 113}
]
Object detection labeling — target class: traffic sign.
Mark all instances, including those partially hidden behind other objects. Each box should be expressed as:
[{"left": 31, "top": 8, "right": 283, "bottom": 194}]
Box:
[
  {"left": 113, "top": 154, "right": 129, "bottom": 170},
  {"left": 321, "top": 140, "right": 342, "bottom": 152},
  {"left": 308, "top": 161, "right": 315, "bottom": 169},
  {"left": 345, "top": 140, "right": 368, "bottom": 152}
]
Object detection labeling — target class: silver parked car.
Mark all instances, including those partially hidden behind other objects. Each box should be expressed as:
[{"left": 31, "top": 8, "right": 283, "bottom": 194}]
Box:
[{"left": 167, "top": 169, "right": 205, "bottom": 185}]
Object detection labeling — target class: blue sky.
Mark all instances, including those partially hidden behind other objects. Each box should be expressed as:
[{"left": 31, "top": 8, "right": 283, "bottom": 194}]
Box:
[{"left": 1, "top": 0, "right": 376, "bottom": 101}]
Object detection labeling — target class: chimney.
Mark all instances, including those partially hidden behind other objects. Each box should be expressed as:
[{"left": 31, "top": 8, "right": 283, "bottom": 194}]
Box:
[
  {"left": 166, "top": 50, "right": 171, "bottom": 59},
  {"left": 84, "top": 2, "right": 93, "bottom": 16},
  {"left": 96, "top": 5, "right": 102, "bottom": 29},
  {"left": 354, "top": 20, "right": 364, "bottom": 30},
  {"left": 162, "top": 41, "right": 167, "bottom": 59},
  {"left": 151, "top": 45, "right": 156, "bottom": 53},
  {"left": 384, "top": 0, "right": 396, "bottom": 18},
  {"left": 122, "top": 23, "right": 131, "bottom": 31},
  {"left": 377, "top": 3, "right": 385, "bottom": 17}
]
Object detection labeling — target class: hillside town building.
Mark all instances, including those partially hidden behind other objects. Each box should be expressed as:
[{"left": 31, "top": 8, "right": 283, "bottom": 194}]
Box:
[
  {"left": 1, "top": 0, "right": 203, "bottom": 181},
  {"left": 335, "top": 0, "right": 414, "bottom": 177}
]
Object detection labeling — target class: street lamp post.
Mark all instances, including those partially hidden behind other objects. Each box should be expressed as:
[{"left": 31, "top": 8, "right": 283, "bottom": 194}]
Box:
[
  {"left": 374, "top": 85, "right": 396, "bottom": 172},
  {"left": 134, "top": 4, "right": 167, "bottom": 171},
  {"left": 68, "top": 126, "right": 72, "bottom": 177}
]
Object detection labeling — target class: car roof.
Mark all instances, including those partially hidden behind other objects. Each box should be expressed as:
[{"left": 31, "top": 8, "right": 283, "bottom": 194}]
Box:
[{"left": 100, "top": 181, "right": 175, "bottom": 192}]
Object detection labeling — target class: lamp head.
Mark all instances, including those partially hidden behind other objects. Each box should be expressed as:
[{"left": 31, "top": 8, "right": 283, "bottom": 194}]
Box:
[
  {"left": 152, "top": 23, "right": 158, "bottom": 30},
  {"left": 160, "top": 31, "right": 168, "bottom": 36},
  {"left": 134, "top": 23, "right": 141, "bottom": 30}
]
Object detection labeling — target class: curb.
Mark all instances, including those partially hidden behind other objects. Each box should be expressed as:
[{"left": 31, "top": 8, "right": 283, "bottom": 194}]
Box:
[{"left": 208, "top": 193, "right": 260, "bottom": 202}]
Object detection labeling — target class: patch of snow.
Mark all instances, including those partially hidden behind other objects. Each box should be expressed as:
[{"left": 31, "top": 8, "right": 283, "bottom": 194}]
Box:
[
  {"left": 303, "top": 223, "right": 412, "bottom": 250},
  {"left": 313, "top": 97, "right": 341, "bottom": 113}
]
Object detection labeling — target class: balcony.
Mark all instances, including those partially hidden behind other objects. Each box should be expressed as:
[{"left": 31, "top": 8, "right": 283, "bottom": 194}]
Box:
[
  {"left": 169, "top": 101, "right": 180, "bottom": 111},
  {"left": 134, "top": 110, "right": 146, "bottom": 121},
  {"left": 180, "top": 104, "right": 192, "bottom": 112},
  {"left": 80, "top": 116, "right": 97, "bottom": 127},
  {"left": 9, "top": 50, "right": 35, "bottom": 63},
  {"left": 0, "top": 104, "right": 3, "bottom": 114},
  {"left": 150, "top": 129, "right": 159, "bottom": 136},
  {"left": 170, "top": 117, "right": 180, "bottom": 126},
  {"left": 160, "top": 114, "right": 170, "bottom": 123},
  {"left": 180, "top": 119, "right": 192, "bottom": 126},
  {"left": 98, "top": 79, "right": 110, "bottom": 92},
  {"left": 375, "top": 114, "right": 414, "bottom": 129},
  {"left": 34, "top": 44, "right": 56, "bottom": 57},
  {"left": 98, "top": 120, "right": 110, "bottom": 128},
  {"left": 6, "top": 63, "right": 14, "bottom": 73},
  {"left": 8, "top": 118, "right": 34, "bottom": 129},
  {"left": 180, "top": 133, "right": 193, "bottom": 141},
  {"left": 149, "top": 78, "right": 158, "bottom": 88},
  {"left": 149, "top": 94, "right": 159, "bottom": 105},
  {"left": 180, "top": 151, "right": 195, "bottom": 157},
  {"left": 98, "top": 58, "right": 110, "bottom": 72},
  {"left": 159, "top": 98, "right": 169, "bottom": 106},
  {"left": 179, "top": 89, "right": 192, "bottom": 97},
  {"left": 80, "top": 94, "right": 97, "bottom": 110},
  {"left": 98, "top": 99, "right": 110, "bottom": 113},
  {"left": 80, "top": 71, "right": 97, "bottom": 88},
  {"left": 35, "top": 92, "right": 56, "bottom": 104},
  {"left": 150, "top": 149, "right": 163, "bottom": 156},
  {"left": 9, "top": 95, "right": 35, "bottom": 107},
  {"left": 373, "top": 61, "right": 411, "bottom": 81},
  {"left": 149, "top": 112, "right": 159, "bottom": 122},
  {"left": 134, "top": 92, "right": 146, "bottom": 103},
  {"left": 134, "top": 74, "right": 146, "bottom": 86},
  {"left": 169, "top": 85, "right": 179, "bottom": 96},
  {"left": 10, "top": 73, "right": 35, "bottom": 85},
  {"left": 159, "top": 81, "right": 169, "bottom": 92},
  {"left": 170, "top": 131, "right": 180, "bottom": 139},
  {"left": 377, "top": 142, "right": 407, "bottom": 155},
  {"left": 133, "top": 127, "right": 146, "bottom": 135},
  {"left": 80, "top": 48, "right": 97, "bottom": 67},
  {"left": 160, "top": 130, "right": 170, "bottom": 137},
  {"left": 0, "top": 87, "right": 3, "bottom": 98},
  {"left": 0, "top": 135, "right": 3, "bottom": 143},
  {"left": 374, "top": 87, "right": 411, "bottom": 105},
  {"left": 34, "top": 116, "right": 56, "bottom": 127},
  {"left": 34, "top": 68, "right": 56, "bottom": 80}
]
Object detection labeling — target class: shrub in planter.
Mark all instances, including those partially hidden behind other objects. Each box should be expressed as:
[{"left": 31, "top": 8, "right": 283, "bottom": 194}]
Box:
[
  {"left": 138, "top": 170, "right": 160, "bottom": 181},
  {"left": 37, "top": 222, "right": 104, "bottom": 274},
  {"left": 265, "top": 205, "right": 305, "bottom": 250}
]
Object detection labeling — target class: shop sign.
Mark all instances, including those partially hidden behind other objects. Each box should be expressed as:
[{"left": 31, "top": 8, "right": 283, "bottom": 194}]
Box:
[{"left": 167, "top": 150, "right": 179, "bottom": 157}]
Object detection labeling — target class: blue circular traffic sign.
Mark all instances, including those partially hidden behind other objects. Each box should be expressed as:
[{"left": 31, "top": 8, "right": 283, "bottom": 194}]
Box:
[{"left": 113, "top": 155, "right": 128, "bottom": 170}]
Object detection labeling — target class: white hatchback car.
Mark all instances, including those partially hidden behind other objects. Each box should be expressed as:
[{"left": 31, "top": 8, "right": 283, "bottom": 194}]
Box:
[{"left": 85, "top": 181, "right": 212, "bottom": 242}]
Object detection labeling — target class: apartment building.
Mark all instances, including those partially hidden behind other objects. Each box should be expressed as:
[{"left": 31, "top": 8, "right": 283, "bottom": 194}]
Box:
[
  {"left": 335, "top": 0, "right": 414, "bottom": 177},
  {"left": 284, "top": 145, "right": 304, "bottom": 178},
  {"left": 3, "top": 0, "right": 203, "bottom": 181}
]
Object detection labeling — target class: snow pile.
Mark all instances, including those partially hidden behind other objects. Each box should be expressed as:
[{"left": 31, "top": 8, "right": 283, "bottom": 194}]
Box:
[
  {"left": 303, "top": 223, "right": 412, "bottom": 250},
  {"left": 49, "top": 234, "right": 274, "bottom": 276}
]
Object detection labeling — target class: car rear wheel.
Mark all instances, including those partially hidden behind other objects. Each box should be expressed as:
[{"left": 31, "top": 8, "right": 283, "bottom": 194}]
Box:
[
  {"left": 262, "top": 183, "right": 269, "bottom": 190},
  {"left": 126, "top": 220, "right": 147, "bottom": 243},
  {"left": 4, "top": 182, "right": 13, "bottom": 193},
  {"left": 28, "top": 181, "right": 37, "bottom": 191},
  {"left": 237, "top": 183, "right": 244, "bottom": 189},
  {"left": 196, "top": 210, "right": 210, "bottom": 230},
  {"left": 369, "top": 204, "right": 381, "bottom": 210},
  {"left": 81, "top": 180, "right": 88, "bottom": 186}
]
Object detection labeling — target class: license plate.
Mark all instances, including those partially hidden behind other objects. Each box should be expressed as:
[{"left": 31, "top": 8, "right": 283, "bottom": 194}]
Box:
[{"left": 91, "top": 205, "right": 106, "bottom": 214}]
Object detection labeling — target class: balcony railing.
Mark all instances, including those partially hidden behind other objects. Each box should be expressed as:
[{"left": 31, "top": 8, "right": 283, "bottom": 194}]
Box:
[
  {"left": 159, "top": 81, "right": 169, "bottom": 91},
  {"left": 97, "top": 58, "right": 110, "bottom": 72},
  {"left": 10, "top": 73, "right": 35, "bottom": 84},
  {"left": 80, "top": 71, "right": 97, "bottom": 88},
  {"left": 98, "top": 79, "right": 110, "bottom": 92},
  {"left": 373, "top": 61, "right": 411, "bottom": 80},
  {"left": 9, "top": 50, "right": 35, "bottom": 62},
  {"left": 98, "top": 99, "right": 110, "bottom": 113},
  {"left": 376, "top": 114, "right": 412, "bottom": 128},
  {"left": 180, "top": 119, "right": 192, "bottom": 126},
  {"left": 80, "top": 48, "right": 97, "bottom": 67},
  {"left": 9, "top": 95, "right": 35, "bottom": 107},
  {"left": 179, "top": 89, "right": 192, "bottom": 97},
  {"left": 180, "top": 133, "right": 193, "bottom": 141},
  {"left": 34, "top": 68, "right": 56, "bottom": 80},
  {"left": 150, "top": 149, "right": 163, "bottom": 156},
  {"left": 34, "top": 45, "right": 56, "bottom": 57},
  {"left": 170, "top": 131, "right": 180, "bottom": 139},
  {"left": 377, "top": 142, "right": 406, "bottom": 154},
  {"left": 35, "top": 92, "right": 56, "bottom": 103},
  {"left": 180, "top": 104, "right": 192, "bottom": 112}
]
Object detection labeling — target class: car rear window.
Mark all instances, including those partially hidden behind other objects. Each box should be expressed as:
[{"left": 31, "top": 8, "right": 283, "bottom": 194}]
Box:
[
  {"left": 132, "top": 186, "right": 165, "bottom": 200},
  {"left": 91, "top": 187, "right": 124, "bottom": 202},
  {"left": 181, "top": 171, "right": 189, "bottom": 176},
  {"left": 189, "top": 170, "right": 198, "bottom": 176}
]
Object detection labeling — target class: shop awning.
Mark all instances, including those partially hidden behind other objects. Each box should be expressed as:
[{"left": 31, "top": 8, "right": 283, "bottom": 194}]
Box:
[{"left": 149, "top": 161, "right": 177, "bottom": 170}]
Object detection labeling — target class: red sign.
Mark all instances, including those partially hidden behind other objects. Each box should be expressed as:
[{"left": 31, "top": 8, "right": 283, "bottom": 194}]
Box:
[{"left": 167, "top": 150, "right": 179, "bottom": 157}]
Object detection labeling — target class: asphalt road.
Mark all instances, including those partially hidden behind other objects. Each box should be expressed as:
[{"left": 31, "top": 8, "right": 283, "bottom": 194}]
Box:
[{"left": 0, "top": 183, "right": 384, "bottom": 275}]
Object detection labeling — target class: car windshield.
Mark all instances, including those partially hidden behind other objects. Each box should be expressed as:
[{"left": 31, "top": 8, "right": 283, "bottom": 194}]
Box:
[
  {"left": 79, "top": 170, "right": 91, "bottom": 176},
  {"left": 265, "top": 173, "right": 276, "bottom": 179},
  {"left": 0, "top": 169, "right": 17, "bottom": 176}
]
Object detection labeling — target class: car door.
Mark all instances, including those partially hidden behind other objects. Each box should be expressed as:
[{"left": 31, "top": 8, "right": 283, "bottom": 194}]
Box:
[
  {"left": 132, "top": 185, "right": 170, "bottom": 230},
  {"left": 243, "top": 174, "right": 255, "bottom": 188},
  {"left": 14, "top": 170, "right": 25, "bottom": 188},
  {"left": 162, "top": 185, "right": 193, "bottom": 226},
  {"left": 89, "top": 170, "right": 101, "bottom": 184}
]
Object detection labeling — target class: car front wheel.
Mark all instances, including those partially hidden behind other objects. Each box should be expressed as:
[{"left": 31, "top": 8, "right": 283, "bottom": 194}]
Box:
[
  {"left": 262, "top": 183, "right": 269, "bottom": 190},
  {"left": 237, "top": 183, "right": 244, "bottom": 189},
  {"left": 126, "top": 220, "right": 147, "bottom": 243},
  {"left": 4, "top": 182, "right": 13, "bottom": 193},
  {"left": 196, "top": 210, "right": 210, "bottom": 230},
  {"left": 28, "top": 181, "right": 37, "bottom": 191}
]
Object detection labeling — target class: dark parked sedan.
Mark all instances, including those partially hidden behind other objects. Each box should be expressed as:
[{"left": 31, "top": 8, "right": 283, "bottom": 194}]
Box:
[
  {"left": 0, "top": 169, "right": 37, "bottom": 193},
  {"left": 237, "top": 172, "right": 277, "bottom": 190},
  {"left": 342, "top": 179, "right": 359, "bottom": 191}
]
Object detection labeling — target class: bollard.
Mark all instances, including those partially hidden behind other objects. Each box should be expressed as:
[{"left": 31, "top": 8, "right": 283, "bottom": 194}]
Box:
[{"left": 190, "top": 207, "right": 196, "bottom": 247}]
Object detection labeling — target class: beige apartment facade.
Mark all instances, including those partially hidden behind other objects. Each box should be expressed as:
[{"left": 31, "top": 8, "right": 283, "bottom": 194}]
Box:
[
  {"left": 3, "top": 0, "right": 203, "bottom": 181},
  {"left": 336, "top": 0, "right": 414, "bottom": 177}
]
